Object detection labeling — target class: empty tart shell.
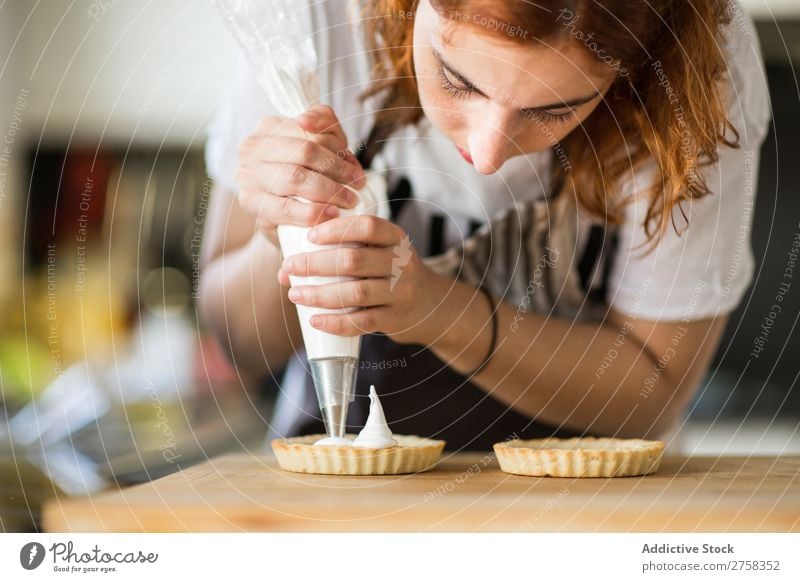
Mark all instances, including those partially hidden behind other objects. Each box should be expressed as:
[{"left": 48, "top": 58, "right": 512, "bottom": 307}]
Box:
[
  {"left": 271, "top": 434, "right": 446, "bottom": 475},
  {"left": 494, "top": 437, "right": 665, "bottom": 478}
]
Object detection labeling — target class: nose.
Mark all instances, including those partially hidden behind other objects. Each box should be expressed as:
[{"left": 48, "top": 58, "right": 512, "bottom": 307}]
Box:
[{"left": 467, "top": 106, "right": 517, "bottom": 174}]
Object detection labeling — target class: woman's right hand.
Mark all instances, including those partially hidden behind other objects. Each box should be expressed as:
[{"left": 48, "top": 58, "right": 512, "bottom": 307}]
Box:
[{"left": 235, "top": 104, "right": 366, "bottom": 248}]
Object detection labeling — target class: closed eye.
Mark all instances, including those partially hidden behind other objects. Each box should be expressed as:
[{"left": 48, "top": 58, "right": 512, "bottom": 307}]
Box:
[
  {"left": 438, "top": 62, "right": 472, "bottom": 98},
  {"left": 438, "top": 62, "right": 576, "bottom": 124}
]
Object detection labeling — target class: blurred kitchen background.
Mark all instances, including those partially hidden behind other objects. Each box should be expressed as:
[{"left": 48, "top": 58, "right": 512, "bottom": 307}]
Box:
[{"left": 0, "top": 0, "right": 797, "bottom": 531}]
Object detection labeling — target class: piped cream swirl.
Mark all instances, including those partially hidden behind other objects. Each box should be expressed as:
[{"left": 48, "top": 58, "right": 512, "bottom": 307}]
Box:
[
  {"left": 352, "top": 385, "right": 398, "bottom": 449},
  {"left": 313, "top": 385, "right": 397, "bottom": 448}
]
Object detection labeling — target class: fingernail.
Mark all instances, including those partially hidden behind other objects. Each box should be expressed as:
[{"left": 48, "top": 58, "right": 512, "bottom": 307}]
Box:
[
  {"left": 350, "top": 168, "right": 365, "bottom": 187},
  {"left": 325, "top": 205, "right": 339, "bottom": 217},
  {"left": 307, "top": 228, "right": 319, "bottom": 242},
  {"left": 344, "top": 190, "right": 358, "bottom": 207},
  {"left": 288, "top": 288, "right": 301, "bottom": 301},
  {"left": 299, "top": 111, "right": 319, "bottom": 125}
]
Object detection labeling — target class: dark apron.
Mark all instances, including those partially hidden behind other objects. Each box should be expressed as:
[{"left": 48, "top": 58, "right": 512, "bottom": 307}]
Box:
[{"left": 290, "top": 123, "right": 618, "bottom": 451}]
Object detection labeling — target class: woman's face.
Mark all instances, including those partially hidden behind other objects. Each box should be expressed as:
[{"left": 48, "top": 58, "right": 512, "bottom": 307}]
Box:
[{"left": 413, "top": 0, "right": 616, "bottom": 174}]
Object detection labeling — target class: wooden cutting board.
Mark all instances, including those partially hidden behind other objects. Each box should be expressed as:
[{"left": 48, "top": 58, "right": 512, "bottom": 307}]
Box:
[{"left": 43, "top": 453, "right": 800, "bottom": 532}]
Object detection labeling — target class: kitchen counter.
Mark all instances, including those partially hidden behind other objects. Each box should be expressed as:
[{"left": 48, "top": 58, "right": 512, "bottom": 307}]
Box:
[{"left": 43, "top": 453, "right": 800, "bottom": 532}]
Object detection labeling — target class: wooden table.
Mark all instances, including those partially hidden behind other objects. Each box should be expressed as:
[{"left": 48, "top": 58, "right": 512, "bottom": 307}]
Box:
[{"left": 43, "top": 453, "right": 800, "bottom": 532}]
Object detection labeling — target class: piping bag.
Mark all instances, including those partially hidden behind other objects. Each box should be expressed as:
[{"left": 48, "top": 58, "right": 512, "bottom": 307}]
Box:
[{"left": 216, "top": 0, "right": 389, "bottom": 441}]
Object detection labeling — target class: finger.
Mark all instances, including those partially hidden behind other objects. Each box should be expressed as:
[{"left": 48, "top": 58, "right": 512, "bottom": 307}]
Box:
[
  {"left": 309, "top": 307, "right": 386, "bottom": 336},
  {"left": 238, "top": 133, "right": 349, "bottom": 190},
  {"left": 309, "top": 215, "right": 406, "bottom": 247},
  {"left": 256, "top": 161, "right": 358, "bottom": 209},
  {"left": 253, "top": 136, "right": 361, "bottom": 187},
  {"left": 240, "top": 188, "right": 340, "bottom": 229},
  {"left": 254, "top": 113, "right": 347, "bottom": 153},
  {"left": 239, "top": 136, "right": 363, "bottom": 189},
  {"left": 288, "top": 279, "right": 388, "bottom": 309},
  {"left": 283, "top": 247, "right": 394, "bottom": 278},
  {"left": 240, "top": 136, "right": 363, "bottom": 184},
  {"left": 277, "top": 268, "right": 291, "bottom": 288},
  {"left": 246, "top": 125, "right": 344, "bottom": 160},
  {"left": 249, "top": 115, "right": 362, "bottom": 180},
  {"left": 296, "top": 106, "right": 366, "bottom": 188}
]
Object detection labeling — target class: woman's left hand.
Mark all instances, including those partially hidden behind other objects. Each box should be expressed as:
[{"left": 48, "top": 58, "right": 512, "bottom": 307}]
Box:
[{"left": 278, "top": 215, "right": 443, "bottom": 345}]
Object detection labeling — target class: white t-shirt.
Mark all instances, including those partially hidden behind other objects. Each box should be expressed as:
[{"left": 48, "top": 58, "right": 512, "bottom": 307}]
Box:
[{"left": 206, "top": 0, "right": 770, "bottom": 323}]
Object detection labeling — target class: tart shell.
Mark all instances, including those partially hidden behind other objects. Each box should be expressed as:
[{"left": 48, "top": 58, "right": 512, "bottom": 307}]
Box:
[
  {"left": 271, "top": 434, "right": 446, "bottom": 475},
  {"left": 494, "top": 437, "right": 665, "bottom": 478}
]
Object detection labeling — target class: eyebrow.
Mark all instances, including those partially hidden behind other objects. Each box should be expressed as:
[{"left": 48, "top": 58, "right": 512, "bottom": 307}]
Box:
[{"left": 432, "top": 48, "right": 601, "bottom": 113}]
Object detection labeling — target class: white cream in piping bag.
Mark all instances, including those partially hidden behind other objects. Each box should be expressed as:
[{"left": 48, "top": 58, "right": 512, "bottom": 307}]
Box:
[
  {"left": 314, "top": 385, "right": 398, "bottom": 448},
  {"left": 278, "top": 174, "right": 387, "bottom": 362}
]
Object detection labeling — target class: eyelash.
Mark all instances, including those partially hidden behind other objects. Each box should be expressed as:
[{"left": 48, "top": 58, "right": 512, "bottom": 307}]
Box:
[
  {"left": 525, "top": 109, "right": 575, "bottom": 124},
  {"left": 438, "top": 65, "right": 471, "bottom": 99},
  {"left": 438, "top": 64, "right": 575, "bottom": 124}
]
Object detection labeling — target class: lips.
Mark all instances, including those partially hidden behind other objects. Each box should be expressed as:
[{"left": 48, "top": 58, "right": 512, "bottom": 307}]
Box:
[{"left": 456, "top": 146, "right": 473, "bottom": 165}]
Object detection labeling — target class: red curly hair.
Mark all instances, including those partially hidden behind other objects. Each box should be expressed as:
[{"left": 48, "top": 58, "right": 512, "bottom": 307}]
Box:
[{"left": 358, "top": 0, "right": 740, "bottom": 249}]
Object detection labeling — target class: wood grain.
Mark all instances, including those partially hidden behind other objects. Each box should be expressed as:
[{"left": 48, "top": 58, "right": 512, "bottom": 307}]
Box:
[{"left": 42, "top": 453, "right": 800, "bottom": 532}]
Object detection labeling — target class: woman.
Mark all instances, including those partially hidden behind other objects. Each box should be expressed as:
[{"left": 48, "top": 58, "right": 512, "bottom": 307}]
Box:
[{"left": 200, "top": 0, "right": 769, "bottom": 450}]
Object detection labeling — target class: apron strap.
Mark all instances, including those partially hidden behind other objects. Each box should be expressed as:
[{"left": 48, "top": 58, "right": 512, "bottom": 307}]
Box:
[
  {"left": 355, "top": 121, "right": 412, "bottom": 222},
  {"left": 355, "top": 122, "right": 394, "bottom": 169}
]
